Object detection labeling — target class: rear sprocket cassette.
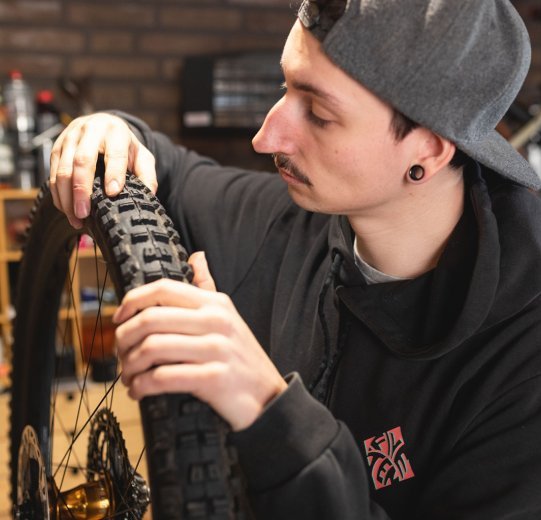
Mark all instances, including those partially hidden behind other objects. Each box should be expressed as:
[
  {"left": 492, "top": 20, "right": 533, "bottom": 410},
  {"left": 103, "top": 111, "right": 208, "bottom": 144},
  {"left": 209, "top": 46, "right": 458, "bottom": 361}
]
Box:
[{"left": 87, "top": 408, "right": 150, "bottom": 519}]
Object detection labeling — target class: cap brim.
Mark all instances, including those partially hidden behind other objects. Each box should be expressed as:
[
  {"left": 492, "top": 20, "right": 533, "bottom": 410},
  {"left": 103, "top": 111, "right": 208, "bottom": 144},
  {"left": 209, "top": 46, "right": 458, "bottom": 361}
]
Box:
[{"left": 456, "top": 130, "right": 541, "bottom": 190}]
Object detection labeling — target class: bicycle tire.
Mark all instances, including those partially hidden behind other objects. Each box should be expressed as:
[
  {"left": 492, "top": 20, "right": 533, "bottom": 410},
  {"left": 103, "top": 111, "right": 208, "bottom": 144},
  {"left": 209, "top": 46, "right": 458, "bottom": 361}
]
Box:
[{"left": 9, "top": 172, "right": 248, "bottom": 519}]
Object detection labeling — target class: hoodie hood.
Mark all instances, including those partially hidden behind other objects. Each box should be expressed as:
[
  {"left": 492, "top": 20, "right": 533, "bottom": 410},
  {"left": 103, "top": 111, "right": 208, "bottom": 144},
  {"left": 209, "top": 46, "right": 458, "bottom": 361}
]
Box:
[{"left": 329, "top": 162, "right": 541, "bottom": 360}]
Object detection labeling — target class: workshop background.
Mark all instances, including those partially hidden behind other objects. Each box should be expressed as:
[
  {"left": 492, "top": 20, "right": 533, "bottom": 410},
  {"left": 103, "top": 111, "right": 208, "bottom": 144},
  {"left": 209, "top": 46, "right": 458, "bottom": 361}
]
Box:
[
  {"left": 0, "top": 0, "right": 296, "bottom": 168},
  {"left": 0, "top": 0, "right": 537, "bottom": 166},
  {"left": 0, "top": 1, "right": 539, "bottom": 518}
]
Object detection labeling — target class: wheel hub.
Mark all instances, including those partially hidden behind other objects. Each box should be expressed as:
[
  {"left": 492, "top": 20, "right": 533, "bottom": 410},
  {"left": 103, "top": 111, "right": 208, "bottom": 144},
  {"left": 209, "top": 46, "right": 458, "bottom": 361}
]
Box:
[{"left": 15, "top": 409, "right": 150, "bottom": 519}]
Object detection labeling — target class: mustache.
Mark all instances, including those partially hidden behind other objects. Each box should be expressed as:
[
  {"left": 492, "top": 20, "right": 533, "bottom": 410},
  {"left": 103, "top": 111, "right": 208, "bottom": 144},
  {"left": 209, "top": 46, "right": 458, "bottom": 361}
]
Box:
[{"left": 273, "top": 153, "right": 313, "bottom": 186}]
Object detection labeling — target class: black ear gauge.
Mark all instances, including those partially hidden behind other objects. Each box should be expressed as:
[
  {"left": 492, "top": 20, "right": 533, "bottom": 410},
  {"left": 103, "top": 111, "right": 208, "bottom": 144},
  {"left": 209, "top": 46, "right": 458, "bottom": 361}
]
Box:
[{"left": 408, "top": 165, "right": 425, "bottom": 181}]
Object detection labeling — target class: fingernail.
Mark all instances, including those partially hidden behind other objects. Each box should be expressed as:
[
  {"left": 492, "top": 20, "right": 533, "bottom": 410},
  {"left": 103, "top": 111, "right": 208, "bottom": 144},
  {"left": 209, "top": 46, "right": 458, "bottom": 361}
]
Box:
[
  {"left": 108, "top": 180, "right": 120, "bottom": 195},
  {"left": 75, "top": 200, "right": 89, "bottom": 219}
]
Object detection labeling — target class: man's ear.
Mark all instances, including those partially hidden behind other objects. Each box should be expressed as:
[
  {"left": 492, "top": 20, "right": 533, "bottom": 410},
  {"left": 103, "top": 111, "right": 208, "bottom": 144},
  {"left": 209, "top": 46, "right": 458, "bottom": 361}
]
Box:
[{"left": 411, "top": 129, "right": 456, "bottom": 183}]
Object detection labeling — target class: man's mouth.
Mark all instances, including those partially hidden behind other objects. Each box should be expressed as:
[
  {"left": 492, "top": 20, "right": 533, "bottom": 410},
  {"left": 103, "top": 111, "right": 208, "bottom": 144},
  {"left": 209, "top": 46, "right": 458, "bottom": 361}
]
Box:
[{"left": 273, "top": 154, "right": 313, "bottom": 186}]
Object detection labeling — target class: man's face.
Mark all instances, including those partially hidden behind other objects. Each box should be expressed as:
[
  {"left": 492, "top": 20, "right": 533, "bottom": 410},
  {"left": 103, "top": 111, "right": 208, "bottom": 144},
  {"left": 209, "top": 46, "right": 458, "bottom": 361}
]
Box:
[{"left": 252, "top": 21, "right": 420, "bottom": 218}]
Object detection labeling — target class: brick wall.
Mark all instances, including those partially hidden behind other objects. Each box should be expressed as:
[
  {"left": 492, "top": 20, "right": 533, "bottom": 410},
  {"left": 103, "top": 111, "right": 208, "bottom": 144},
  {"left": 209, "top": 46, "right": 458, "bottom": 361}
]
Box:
[
  {"left": 0, "top": 0, "right": 295, "bottom": 168},
  {"left": 0, "top": 0, "right": 539, "bottom": 169}
]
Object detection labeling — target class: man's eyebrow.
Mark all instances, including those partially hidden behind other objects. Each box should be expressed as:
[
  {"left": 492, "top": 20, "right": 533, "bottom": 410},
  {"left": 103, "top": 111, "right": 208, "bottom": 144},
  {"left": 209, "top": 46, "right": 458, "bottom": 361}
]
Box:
[
  {"left": 288, "top": 79, "right": 341, "bottom": 108},
  {"left": 279, "top": 57, "right": 342, "bottom": 108}
]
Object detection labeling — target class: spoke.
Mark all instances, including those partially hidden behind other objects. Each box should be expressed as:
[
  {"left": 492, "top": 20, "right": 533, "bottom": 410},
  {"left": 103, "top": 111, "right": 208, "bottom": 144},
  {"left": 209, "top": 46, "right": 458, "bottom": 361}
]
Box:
[
  {"left": 47, "top": 240, "right": 144, "bottom": 519},
  {"left": 57, "top": 242, "right": 94, "bottom": 491},
  {"left": 53, "top": 373, "right": 122, "bottom": 480},
  {"left": 65, "top": 242, "right": 92, "bottom": 411},
  {"left": 16, "top": 188, "right": 159, "bottom": 520},
  {"left": 51, "top": 408, "right": 87, "bottom": 476},
  {"left": 51, "top": 461, "right": 89, "bottom": 474},
  {"left": 92, "top": 244, "right": 116, "bottom": 411},
  {"left": 51, "top": 240, "right": 92, "bottom": 475},
  {"left": 50, "top": 246, "right": 78, "bottom": 445},
  {"left": 118, "top": 446, "right": 148, "bottom": 518}
]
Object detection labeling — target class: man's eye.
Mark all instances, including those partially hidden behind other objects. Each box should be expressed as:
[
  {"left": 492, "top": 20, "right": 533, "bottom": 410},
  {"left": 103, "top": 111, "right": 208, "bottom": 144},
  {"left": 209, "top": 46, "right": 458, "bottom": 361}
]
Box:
[{"left": 306, "top": 109, "right": 331, "bottom": 128}]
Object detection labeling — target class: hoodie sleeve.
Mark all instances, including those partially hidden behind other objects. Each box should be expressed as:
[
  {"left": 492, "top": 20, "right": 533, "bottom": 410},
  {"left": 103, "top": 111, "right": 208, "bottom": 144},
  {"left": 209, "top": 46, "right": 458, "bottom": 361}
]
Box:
[
  {"left": 109, "top": 111, "right": 291, "bottom": 294},
  {"left": 229, "top": 373, "right": 392, "bottom": 520},
  {"left": 229, "top": 364, "right": 541, "bottom": 520},
  {"left": 229, "top": 371, "right": 541, "bottom": 520}
]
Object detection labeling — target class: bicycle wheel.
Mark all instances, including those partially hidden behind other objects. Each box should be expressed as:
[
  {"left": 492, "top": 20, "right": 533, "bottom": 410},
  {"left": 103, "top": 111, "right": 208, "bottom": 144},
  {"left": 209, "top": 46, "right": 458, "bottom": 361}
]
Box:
[{"left": 10, "top": 172, "right": 248, "bottom": 519}]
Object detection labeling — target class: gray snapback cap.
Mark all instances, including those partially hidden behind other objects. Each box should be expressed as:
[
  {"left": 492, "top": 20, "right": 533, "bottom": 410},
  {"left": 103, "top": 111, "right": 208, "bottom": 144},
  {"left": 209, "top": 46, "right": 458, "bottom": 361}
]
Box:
[{"left": 299, "top": 0, "right": 541, "bottom": 189}]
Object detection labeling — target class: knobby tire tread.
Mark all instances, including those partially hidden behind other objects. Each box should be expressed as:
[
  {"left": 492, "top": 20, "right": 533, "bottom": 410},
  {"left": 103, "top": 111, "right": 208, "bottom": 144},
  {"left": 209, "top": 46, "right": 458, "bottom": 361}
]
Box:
[{"left": 9, "top": 174, "right": 248, "bottom": 519}]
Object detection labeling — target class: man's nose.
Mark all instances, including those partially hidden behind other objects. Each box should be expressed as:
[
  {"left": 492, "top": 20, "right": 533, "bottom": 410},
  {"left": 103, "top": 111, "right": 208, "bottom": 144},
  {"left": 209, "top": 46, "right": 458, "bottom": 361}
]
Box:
[{"left": 252, "top": 98, "right": 296, "bottom": 156}]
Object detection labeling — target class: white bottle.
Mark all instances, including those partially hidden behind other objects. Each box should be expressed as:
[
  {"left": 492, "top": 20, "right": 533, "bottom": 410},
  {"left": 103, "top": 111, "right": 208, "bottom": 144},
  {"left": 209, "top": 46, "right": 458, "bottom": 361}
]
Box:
[
  {"left": 0, "top": 89, "right": 15, "bottom": 184},
  {"left": 4, "top": 70, "right": 35, "bottom": 141},
  {"left": 3, "top": 70, "right": 36, "bottom": 189}
]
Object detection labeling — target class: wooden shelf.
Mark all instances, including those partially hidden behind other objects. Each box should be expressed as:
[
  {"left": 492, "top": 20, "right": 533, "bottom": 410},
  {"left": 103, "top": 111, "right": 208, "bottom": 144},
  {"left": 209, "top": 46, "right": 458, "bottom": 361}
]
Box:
[
  {"left": 0, "top": 188, "right": 39, "bottom": 200},
  {"left": 58, "top": 307, "right": 78, "bottom": 321},
  {"left": 76, "top": 247, "right": 104, "bottom": 259},
  {"left": 0, "top": 250, "right": 23, "bottom": 262},
  {"left": 59, "top": 304, "right": 116, "bottom": 321},
  {"left": 0, "top": 188, "right": 116, "bottom": 379},
  {"left": 0, "top": 191, "right": 31, "bottom": 353},
  {"left": 84, "top": 304, "right": 117, "bottom": 317}
]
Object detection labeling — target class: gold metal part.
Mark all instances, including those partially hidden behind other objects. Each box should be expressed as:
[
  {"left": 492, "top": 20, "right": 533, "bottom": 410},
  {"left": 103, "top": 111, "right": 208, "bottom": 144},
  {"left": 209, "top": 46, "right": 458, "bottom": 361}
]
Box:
[{"left": 50, "top": 474, "right": 115, "bottom": 520}]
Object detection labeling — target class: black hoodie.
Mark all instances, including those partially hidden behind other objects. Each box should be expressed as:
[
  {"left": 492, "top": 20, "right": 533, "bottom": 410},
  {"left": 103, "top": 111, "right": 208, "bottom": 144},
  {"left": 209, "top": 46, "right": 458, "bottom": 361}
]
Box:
[{"left": 122, "top": 114, "right": 541, "bottom": 519}]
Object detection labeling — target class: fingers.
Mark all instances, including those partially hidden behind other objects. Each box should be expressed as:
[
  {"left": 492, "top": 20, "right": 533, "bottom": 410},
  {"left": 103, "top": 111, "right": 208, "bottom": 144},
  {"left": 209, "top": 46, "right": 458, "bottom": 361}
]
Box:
[
  {"left": 189, "top": 251, "right": 217, "bottom": 291},
  {"left": 72, "top": 128, "right": 102, "bottom": 220},
  {"left": 115, "top": 305, "right": 231, "bottom": 352},
  {"left": 126, "top": 363, "right": 225, "bottom": 401},
  {"left": 51, "top": 120, "right": 84, "bottom": 228},
  {"left": 112, "top": 276, "right": 288, "bottom": 430},
  {"left": 99, "top": 118, "right": 157, "bottom": 195},
  {"left": 76, "top": 114, "right": 131, "bottom": 199},
  {"left": 131, "top": 140, "right": 158, "bottom": 194},
  {"left": 119, "top": 332, "right": 228, "bottom": 385},
  {"left": 112, "top": 278, "right": 225, "bottom": 324},
  {"left": 102, "top": 131, "right": 131, "bottom": 197},
  {"left": 113, "top": 253, "right": 218, "bottom": 324},
  {"left": 49, "top": 113, "right": 158, "bottom": 228}
]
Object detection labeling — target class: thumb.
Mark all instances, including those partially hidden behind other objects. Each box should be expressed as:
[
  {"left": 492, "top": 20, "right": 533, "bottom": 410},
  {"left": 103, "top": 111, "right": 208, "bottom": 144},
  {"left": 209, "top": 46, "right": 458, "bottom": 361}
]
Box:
[{"left": 189, "top": 251, "right": 217, "bottom": 291}]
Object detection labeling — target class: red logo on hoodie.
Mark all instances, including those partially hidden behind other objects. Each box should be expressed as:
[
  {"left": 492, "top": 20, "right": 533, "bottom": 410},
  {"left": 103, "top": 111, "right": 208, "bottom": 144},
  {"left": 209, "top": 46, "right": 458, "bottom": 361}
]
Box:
[{"left": 363, "top": 426, "right": 415, "bottom": 490}]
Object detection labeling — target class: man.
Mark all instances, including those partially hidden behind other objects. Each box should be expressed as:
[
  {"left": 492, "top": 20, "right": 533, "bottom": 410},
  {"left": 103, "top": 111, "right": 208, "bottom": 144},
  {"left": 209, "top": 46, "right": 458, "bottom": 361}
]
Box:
[{"left": 50, "top": 0, "right": 541, "bottom": 518}]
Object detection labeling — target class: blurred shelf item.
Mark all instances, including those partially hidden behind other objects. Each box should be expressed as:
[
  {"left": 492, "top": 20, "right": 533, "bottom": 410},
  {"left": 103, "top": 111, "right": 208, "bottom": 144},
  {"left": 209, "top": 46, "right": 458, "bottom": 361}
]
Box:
[
  {"left": 0, "top": 189, "right": 117, "bottom": 382},
  {"left": 0, "top": 188, "right": 38, "bottom": 355}
]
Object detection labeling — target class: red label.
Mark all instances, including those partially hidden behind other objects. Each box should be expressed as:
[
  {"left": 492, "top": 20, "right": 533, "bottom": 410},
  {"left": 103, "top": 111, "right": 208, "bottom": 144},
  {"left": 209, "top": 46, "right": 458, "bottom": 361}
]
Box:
[{"left": 364, "top": 426, "right": 415, "bottom": 490}]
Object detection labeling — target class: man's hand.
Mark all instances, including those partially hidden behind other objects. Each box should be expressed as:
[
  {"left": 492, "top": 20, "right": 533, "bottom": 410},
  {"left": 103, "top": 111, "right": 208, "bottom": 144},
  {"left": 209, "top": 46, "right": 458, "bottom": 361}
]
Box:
[
  {"left": 50, "top": 113, "right": 157, "bottom": 229},
  {"left": 113, "top": 252, "right": 288, "bottom": 432}
]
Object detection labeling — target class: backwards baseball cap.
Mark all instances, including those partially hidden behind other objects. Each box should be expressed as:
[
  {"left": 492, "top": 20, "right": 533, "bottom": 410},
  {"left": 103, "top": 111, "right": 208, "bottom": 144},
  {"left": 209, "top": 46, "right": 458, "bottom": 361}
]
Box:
[{"left": 298, "top": 0, "right": 541, "bottom": 189}]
